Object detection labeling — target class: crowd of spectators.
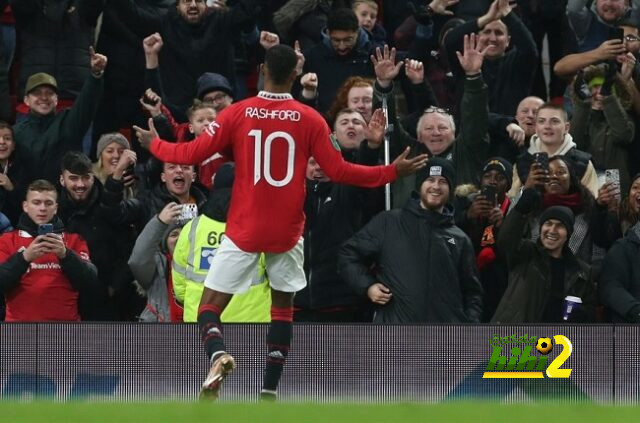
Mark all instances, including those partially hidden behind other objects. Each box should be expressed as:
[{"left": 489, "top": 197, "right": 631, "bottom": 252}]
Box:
[{"left": 1, "top": 0, "right": 640, "bottom": 325}]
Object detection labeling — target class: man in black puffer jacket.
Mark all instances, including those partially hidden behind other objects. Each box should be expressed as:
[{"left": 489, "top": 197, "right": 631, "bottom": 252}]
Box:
[
  {"left": 108, "top": 0, "right": 260, "bottom": 121},
  {"left": 12, "top": 0, "right": 103, "bottom": 101},
  {"left": 338, "top": 158, "right": 483, "bottom": 323},
  {"left": 57, "top": 151, "right": 142, "bottom": 321},
  {"left": 92, "top": 0, "right": 173, "bottom": 159},
  {"left": 295, "top": 108, "right": 384, "bottom": 322}
]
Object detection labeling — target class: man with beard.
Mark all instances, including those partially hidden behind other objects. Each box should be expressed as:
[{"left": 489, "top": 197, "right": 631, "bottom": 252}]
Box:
[
  {"left": 109, "top": 0, "right": 259, "bottom": 121},
  {"left": 566, "top": 0, "right": 635, "bottom": 52},
  {"left": 302, "top": 8, "right": 376, "bottom": 113},
  {"left": 338, "top": 158, "right": 483, "bottom": 323},
  {"left": 57, "top": 151, "right": 142, "bottom": 321}
]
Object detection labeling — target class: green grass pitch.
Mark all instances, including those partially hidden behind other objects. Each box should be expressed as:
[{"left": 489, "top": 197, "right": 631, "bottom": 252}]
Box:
[{"left": 1, "top": 402, "right": 640, "bottom": 423}]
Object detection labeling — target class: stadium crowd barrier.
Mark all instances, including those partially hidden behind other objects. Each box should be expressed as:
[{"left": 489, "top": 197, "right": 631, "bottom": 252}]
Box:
[{"left": 0, "top": 324, "right": 638, "bottom": 403}]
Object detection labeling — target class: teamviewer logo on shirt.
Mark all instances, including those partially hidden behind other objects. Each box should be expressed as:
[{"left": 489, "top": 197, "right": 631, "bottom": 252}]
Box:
[{"left": 200, "top": 247, "right": 217, "bottom": 270}]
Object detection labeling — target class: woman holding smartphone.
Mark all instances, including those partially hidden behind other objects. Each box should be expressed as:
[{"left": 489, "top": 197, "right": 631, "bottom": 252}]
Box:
[{"left": 515, "top": 156, "right": 617, "bottom": 271}]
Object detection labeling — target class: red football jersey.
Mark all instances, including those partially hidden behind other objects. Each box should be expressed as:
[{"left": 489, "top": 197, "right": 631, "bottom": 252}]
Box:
[
  {"left": 0, "top": 230, "right": 92, "bottom": 321},
  {"left": 151, "top": 92, "right": 397, "bottom": 252}
]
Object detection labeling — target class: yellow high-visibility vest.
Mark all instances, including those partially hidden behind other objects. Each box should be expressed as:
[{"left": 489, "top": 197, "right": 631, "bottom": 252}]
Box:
[{"left": 172, "top": 215, "right": 271, "bottom": 322}]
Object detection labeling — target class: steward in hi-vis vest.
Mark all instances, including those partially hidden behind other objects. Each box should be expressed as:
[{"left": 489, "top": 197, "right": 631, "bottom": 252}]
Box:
[{"left": 171, "top": 163, "right": 271, "bottom": 322}]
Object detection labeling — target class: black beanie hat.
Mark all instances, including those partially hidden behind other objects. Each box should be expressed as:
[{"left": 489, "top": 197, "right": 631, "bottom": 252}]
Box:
[
  {"left": 212, "top": 162, "right": 235, "bottom": 190},
  {"left": 481, "top": 157, "right": 513, "bottom": 190},
  {"left": 539, "top": 206, "right": 575, "bottom": 237},
  {"left": 196, "top": 72, "right": 234, "bottom": 100},
  {"left": 423, "top": 157, "right": 456, "bottom": 188}
]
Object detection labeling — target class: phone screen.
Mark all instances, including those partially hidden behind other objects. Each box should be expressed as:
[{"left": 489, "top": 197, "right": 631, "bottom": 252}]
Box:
[
  {"left": 37, "top": 224, "right": 53, "bottom": 235},
  {"left": 608, "top": 27, "right": 624, "bottom": 41},
  {"left": 481, "top": 186, "right": 497, "bottom": 206},
  {"left": 533, "top": 152, "right": 549, "bottom": 171}
]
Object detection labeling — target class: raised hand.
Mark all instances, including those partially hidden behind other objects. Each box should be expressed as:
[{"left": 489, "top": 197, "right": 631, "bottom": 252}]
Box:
[
  {"left": 404, "top": 59, "right": 424, "bottom": 84},
  {"left": 596, "top": 181, "right": 621, "bottom": 211},
  {"left": 113, "top": 149, "right": 138, "bottom": 182},
  {"left": 143, "top": 33, "right": 164, "bottom": 56},
  {"left": 208, "top": 0, "right": 229, "bottom": 11},
  {"left": 363, "top": 108, "right": 386, "bottom": 148},
  {"left": 371, "top": 45, "right": 404, "bottom": 87},
  {"left": 133, "top": 118, "right": 159, "bottom": 150},
  {"left": 22, "top": 236, "right": 49, "bottom": 262},
  {"left": 524, "top": 162, "right": 548, "bottom": 189},
  {"left": 139, "top": 88, "right": 163, "bottom": 117},
  {"left": 574, "top": 70, "right": 592, "bottom": 101},
  {"left": 0, "top": 173, "right": 14, "bottom": 191},
  {"left": 89, "top": 46, "right": 108, "bottom": 75},
  {"left": 428, "top": 0, "right": 460, "bottom": 16},
  {"left": 496, "top": 0, "right": 512, "bottom": 18},
  {"left": 595, "top": 39, "right": 627, "bottom": 61},
  {"left": 300, "top": 72, "right": 318, "bottom": 91},
  {"left": 467, "top": 195, "right": 493, "bottom": 219},
  {"left": 300, "top": 72, "right": 318, "bottom": 99},
  {"left": 488, "top": 207, "right": 504, "bottom": 226},
  {"left": 506, "top": 123, "right": 525, "bottom": 147},
  {"left": 158, "top": 202, "right": 183, "bottom": 225},
  {"left": 393, "top": 147, "right": 429, "bottom": 177},
  {"left": 619, "top": 52, "right": 637, "bottom": 81},
  {"left": 456, "top": 33, "right": 487, "bottom": 75},
  {"left": 259, "top": 31, "right": 280, "bottom": 50},
  {"left": 40, "top": 233, "right": 66, "bottom": 259},
  {"left": 477, "top": 0, "right": 501, "bottom": 28}
]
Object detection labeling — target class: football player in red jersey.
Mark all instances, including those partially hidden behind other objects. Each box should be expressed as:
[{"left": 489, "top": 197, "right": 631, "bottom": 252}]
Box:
[{"left": 134, "top": 44, "right": 428, "bottom": 401}]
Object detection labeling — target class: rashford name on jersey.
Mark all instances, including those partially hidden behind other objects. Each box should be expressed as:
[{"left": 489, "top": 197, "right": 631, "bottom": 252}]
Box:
[{"left": 244, "top": 107, "right": 301, "bottom": 122}]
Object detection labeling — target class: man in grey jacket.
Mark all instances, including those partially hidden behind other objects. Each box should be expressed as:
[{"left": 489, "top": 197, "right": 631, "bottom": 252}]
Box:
[{"left": 338, "top": 158, "right": 483, "bottom": 323}]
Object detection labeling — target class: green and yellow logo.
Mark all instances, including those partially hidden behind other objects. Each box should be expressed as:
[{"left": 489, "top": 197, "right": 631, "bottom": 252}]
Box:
[{"left": 483, "top": 334, "right": 573, "bottom": 379}]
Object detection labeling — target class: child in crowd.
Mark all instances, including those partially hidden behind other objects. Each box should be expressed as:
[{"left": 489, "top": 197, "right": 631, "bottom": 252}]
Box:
[{"left": 352, "top": 0, "right": 386, "bottom": 49}]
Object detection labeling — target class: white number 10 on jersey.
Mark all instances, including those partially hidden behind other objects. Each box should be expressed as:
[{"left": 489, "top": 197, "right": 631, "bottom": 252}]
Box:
[{"left": 249, "top": 129, "right": 295, "bottom": 187}]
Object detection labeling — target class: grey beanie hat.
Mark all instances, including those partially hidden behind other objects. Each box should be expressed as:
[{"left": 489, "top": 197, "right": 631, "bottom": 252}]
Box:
[{"left": 96, "top": 132, "right": 130, "bottom": 158}]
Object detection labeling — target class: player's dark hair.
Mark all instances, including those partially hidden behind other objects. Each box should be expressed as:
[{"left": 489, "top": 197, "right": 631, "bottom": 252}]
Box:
[
  {"left": 264, "top": 44, "right": 298, "bottom": 85},
  {"left": 27, "top": 179, "right": 57, "bottom": 198},
  {"left": 327, "top": 8, "right": 359, "bottom": 32},
  {"left": 61, "top": 151, "right": 93, "bottom": 175}
]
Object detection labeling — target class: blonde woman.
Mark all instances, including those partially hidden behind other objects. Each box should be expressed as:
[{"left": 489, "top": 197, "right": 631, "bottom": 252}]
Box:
[{"left": 93, "top": 132, "right": 137, "bottom": 199}]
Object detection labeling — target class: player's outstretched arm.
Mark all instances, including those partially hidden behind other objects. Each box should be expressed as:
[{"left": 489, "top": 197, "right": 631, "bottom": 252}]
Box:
[
  {"left": 134, "top": 118, "right": 224, "bottom": 165},
  {"left": 392, "top": 147, "right": 429, "bottom": 177}
]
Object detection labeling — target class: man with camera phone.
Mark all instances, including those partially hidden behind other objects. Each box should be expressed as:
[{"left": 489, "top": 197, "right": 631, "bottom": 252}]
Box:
[{"left": 0, "top": 179, "right": 97, "bottom": 321}]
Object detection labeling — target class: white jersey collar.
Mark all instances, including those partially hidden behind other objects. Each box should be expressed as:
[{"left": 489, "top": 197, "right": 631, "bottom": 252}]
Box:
[{"left": 257, "top": 91, "right": 293, "bottom": 101}]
